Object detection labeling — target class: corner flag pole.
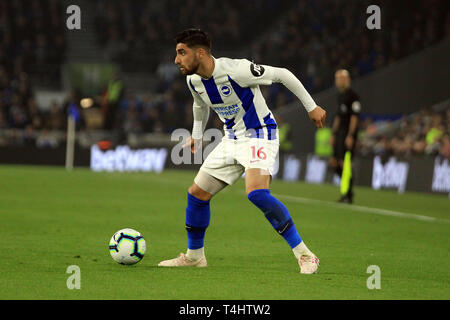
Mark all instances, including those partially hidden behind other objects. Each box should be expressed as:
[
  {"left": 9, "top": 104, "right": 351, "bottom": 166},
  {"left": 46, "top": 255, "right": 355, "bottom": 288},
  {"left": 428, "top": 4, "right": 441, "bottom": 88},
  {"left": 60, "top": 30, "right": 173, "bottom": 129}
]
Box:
[{"left": 65, "top": 115, "right": 76, "bottom": 171}]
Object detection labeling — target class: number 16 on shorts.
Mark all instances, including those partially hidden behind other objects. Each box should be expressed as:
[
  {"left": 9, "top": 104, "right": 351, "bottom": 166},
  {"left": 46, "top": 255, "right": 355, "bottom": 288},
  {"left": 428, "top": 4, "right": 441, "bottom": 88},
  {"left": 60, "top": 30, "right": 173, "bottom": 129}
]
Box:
[
  {"left": 247, "top": 139, "right": 278, "bottom": 175},
  {"left": 250, "top": 145, "right": 267, "bottom": 162}
]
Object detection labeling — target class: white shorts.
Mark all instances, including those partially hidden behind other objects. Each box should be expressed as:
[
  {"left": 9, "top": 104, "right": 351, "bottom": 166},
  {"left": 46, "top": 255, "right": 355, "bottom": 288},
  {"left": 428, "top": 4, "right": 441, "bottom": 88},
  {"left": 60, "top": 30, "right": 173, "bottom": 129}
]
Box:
[{"left": 199, "top": 137, "right": 279, "bottom": 185}]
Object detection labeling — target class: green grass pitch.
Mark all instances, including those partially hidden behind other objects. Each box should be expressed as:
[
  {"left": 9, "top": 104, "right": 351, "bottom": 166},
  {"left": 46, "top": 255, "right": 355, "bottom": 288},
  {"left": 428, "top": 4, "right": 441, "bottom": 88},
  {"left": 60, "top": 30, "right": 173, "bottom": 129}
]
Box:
[{"left": 0, "top": 165, "right": 449, "bottom": 299}]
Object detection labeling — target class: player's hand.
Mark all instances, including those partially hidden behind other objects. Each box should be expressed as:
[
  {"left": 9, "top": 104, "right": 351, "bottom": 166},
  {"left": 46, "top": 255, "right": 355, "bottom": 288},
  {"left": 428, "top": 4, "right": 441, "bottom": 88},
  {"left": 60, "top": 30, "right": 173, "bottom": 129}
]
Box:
[
  {"left": 183, "top": 136, "right": 202, "bottom": 154},
  {"left": 345, "top": 135, "right": 354, "bottom": 149},
  {"left": 308, "top": 106, "right": 326, "bottom": 128}
]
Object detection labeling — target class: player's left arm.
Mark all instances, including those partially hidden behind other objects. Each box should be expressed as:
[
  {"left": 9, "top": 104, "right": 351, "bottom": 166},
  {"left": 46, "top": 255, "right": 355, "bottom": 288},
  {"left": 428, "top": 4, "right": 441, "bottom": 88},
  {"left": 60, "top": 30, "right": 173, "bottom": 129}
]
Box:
[
  {"left": 273, "top": 67, "right": 326, "bottom": 128},
  {"left": 234, "top": 60, "right": 326, "bottom": 128}
]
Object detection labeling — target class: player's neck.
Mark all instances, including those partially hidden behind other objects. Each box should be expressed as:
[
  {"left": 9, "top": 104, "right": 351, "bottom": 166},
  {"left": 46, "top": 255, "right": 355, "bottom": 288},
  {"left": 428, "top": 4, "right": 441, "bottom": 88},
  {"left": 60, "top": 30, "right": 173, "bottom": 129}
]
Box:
[{"left": 196, "top": 56, "right": 215, "bottom": 79}]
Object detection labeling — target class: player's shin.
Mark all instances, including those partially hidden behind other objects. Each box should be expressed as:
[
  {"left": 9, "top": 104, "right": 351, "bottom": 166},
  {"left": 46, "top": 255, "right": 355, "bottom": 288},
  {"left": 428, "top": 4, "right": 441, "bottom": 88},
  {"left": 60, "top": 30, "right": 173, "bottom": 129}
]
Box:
[
  {"left": 248, "top": 189, "right": 308, "bottom": 256},
  {"left": 185, "top": 193, "right": 210, "bottom": 261}
]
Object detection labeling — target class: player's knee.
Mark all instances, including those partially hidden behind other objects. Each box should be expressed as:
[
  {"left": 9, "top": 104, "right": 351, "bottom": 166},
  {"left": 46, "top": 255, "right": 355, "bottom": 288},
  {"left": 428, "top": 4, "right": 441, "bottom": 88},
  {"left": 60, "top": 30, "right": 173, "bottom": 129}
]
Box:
[
  {"left": 188, "top": 183, "right": 212, "bottom": 201},
  {"left": 246, "top": 180, "right": 270, "bottom": 195},
  {"left": 246, "top": 185, "right": 260, "bottom": 196}
]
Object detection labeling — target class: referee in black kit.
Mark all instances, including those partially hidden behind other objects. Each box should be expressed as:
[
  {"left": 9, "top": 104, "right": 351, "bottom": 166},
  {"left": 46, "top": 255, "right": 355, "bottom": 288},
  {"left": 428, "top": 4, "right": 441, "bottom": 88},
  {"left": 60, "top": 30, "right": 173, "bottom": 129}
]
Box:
[{"left": 329, "top": 69, "right": 361, "bottom": 204}]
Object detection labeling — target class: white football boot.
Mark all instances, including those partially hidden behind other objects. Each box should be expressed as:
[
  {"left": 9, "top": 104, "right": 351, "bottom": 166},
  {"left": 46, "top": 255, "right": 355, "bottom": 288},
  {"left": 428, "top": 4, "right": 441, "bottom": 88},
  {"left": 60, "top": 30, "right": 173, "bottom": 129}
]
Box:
[
  {"left": 298, "top": 254, "right": 320, "bottom": 274},
  {"left": 158, "top": 253, "right": 207, "bottom": 267}
]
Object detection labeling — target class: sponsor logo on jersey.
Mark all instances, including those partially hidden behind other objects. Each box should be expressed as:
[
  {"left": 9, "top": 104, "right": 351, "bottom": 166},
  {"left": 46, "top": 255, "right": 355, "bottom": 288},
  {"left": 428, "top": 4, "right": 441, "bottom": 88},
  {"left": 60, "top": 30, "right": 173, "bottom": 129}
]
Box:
[
  {"left": 220, "top": 84, "right": 232, "bottom": 97},
  {"left": 250, "top": 63, "right": 265, "bottom": 77},
  {"left": 213, "top": 104, "right": 240, "bottom": 117}
]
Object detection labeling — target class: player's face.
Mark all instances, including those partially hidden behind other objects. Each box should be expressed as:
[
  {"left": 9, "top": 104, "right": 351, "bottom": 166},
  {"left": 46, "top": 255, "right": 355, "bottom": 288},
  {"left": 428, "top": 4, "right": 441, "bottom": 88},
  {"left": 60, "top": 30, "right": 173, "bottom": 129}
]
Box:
[{"left": 174, "top": 43, "right": 200, "bottom": 76}]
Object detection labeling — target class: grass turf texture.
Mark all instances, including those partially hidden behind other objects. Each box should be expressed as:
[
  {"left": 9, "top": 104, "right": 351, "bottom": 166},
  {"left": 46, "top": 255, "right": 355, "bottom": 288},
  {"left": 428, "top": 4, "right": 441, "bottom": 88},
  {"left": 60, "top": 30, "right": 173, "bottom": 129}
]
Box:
[{"left": 0, "top": 165, "right": 449, "bottom": 300}]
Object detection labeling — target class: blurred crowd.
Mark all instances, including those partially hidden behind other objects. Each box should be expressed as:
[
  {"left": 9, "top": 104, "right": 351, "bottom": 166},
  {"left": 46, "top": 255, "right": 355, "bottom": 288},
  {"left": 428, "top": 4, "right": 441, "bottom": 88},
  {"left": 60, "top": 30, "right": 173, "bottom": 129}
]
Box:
[
  {"left": 359, "top": 108, "right": 450, "bottom": 159},
  {"left": 0, "top": 0, "right": 66, "bottom": 87},
  {"left": 0, "top": 0, "right": 68, "bottom": 147},
  {"left": 0, "top": 0, "right": 449, "bottom": 159},
  {"left": 94, "top": 0, "right": 292, "bottom": 72},
  {"left": 0, "top": 88, "right": 85, "bottom": 148},
  {"left": 249, "top": 0, "right": 449, "bottom": 93},
  {"left": 109, "top": 0, "right": 450, "bottom": 143},
  {"left": 96, "top": 75, "right": 295, "bottom": 137},
  {"left": 95, "top": 0, "right": 449, "bottom": 94}
]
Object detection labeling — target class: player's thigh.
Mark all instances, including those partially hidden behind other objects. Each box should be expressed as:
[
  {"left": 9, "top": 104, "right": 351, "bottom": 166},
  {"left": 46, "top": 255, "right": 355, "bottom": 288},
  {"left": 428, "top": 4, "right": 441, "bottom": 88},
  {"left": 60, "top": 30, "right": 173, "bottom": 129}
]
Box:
[
  {"left": 238, "top": 138, "right": 279, "bottom": 172},
  {"left": 193, "top": 170, "right": 228, "bottom": 197},
  {"left": 200, "top": 139, "right": 245, "bottom": 186},
  {"left": 238, "top": 138, "right": 278, "bottom": 195}
]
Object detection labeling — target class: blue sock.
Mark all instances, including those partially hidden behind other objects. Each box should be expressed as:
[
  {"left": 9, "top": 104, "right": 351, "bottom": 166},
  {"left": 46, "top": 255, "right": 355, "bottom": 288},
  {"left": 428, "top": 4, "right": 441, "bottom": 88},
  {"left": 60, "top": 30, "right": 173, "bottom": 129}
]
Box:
[
  {"left": 248, "top": 189, "right": 302, "bottom": 248},
  {"left": 185, "top": 193, "right": 210, "bottom": 249}
]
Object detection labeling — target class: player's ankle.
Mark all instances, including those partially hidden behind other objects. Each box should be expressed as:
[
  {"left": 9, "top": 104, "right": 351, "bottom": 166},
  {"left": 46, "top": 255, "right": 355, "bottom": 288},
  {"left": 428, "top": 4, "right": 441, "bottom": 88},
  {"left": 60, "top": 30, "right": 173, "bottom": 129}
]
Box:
[
  {"left": 292, "top": 242, "right": 313, "bottom": 259},
  {"left": 186, "top": 247, "right": 205, "bottom": 261}
]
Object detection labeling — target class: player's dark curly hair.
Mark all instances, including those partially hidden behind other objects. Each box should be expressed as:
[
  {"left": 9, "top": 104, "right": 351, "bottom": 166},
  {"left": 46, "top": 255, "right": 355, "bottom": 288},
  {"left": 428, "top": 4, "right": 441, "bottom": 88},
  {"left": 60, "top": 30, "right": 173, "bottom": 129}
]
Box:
[{"left": 175, "top": 28, "right": 212, "bottom": 53}]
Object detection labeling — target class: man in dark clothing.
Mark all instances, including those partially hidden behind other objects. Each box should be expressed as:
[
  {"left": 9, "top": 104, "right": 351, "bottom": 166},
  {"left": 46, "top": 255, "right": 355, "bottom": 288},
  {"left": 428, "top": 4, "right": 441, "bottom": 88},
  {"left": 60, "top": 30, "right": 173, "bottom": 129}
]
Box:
[
  {"left": 330, "top": 69, "right": 361, "bottom": 204},
  {"left": 104, "top": 72, "right": 124, "bottom": 130}
]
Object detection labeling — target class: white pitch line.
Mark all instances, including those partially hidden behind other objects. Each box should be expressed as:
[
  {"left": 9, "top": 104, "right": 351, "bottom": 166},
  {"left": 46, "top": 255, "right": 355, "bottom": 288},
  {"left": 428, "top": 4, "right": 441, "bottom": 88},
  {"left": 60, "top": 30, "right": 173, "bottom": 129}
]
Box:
[
  {"left": 273, "top": 193, "right": 450, "bottom": 225},
  {"left": 143, "top": 173, "right": 450, "bottom": 224}
]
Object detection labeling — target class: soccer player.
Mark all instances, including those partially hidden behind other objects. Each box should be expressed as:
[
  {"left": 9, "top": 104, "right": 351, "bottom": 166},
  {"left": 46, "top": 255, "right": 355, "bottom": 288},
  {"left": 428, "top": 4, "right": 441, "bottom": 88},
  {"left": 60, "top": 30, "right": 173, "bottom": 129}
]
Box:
[
  {"left": 158, "top": 29, "right": 326, "bottom": 274},
  {"left": 329, "top": 69, "right": 361, "bottom": 204}
]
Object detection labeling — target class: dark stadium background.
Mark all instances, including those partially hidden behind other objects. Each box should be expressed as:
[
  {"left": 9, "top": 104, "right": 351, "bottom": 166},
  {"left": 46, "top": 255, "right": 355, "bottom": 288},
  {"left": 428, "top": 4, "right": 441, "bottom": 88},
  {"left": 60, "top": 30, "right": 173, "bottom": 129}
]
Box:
[
  {"left": 1, "top": 0, "right": 450, "bottom": 305},
  {"left": 0, "top": 0, "right": 449, "bottom": 194}
]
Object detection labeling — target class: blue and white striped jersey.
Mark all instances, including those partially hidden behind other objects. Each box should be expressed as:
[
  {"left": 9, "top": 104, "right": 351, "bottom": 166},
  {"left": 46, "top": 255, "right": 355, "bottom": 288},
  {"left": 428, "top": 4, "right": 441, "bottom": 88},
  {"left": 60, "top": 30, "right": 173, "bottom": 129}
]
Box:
[{"left": 187, "top": 57, "right": 280, "bottom": 140}]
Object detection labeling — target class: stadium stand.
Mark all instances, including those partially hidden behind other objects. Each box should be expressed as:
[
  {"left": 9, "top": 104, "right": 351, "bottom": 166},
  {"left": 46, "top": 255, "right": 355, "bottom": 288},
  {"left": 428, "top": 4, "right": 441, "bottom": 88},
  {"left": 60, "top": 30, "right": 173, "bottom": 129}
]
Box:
[
  {"left": 358, "top": 104, "right": 450, "bottom": 159},
  {"left": 0, "top": 0, "right": 66, "bottom": 87},
  {"left": 0, "top": 0, "right": 449, "bottom": 159},
  {"left": 93, "top": 0, "right": 293, "bottom": 72}
]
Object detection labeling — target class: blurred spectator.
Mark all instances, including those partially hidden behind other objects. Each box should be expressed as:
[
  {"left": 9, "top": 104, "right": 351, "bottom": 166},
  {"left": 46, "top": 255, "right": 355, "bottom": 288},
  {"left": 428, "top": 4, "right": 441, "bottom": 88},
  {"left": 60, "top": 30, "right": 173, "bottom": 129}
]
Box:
[
  {"left": 36, "top": 129, "right": 59, "bottom": 149},
  {"left": 0, "top": 0, "right": 448, "bottom": 158},
  {"left": 102, "top": 72, "right": 124, "bottom": 130},
  {"left": 46, "top": 100, "right": 64, "bottom": 130},
  {"left": 122, "top": 99, "right": 143, "bottom": 134},
  {"left": 439, "top": 134, "right": 450, "bottom": 158},
  {"left": 359, "top": 107, "right": 450, "bottom": 158},
  {"left": 0, "top": 0, "right": 66, "bottom": 87},
  {"left": 94, "top": 0, "right": 292, "bottom": 73}
]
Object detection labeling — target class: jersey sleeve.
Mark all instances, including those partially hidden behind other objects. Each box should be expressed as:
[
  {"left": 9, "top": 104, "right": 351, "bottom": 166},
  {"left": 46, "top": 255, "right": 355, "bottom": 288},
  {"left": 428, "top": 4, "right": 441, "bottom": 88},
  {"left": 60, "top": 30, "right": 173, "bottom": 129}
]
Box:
[
  {"left": 230, "top": 59, "right": 317, "bottom": 112},
  {"left": 230, "top": 59, "right": 275, "bottom": 87},
  {"left": 350, "top": 92, "right": 362, "bottom": 115},
  {"left": 186, "top": 76, "right": 210, "bottom": 139}
]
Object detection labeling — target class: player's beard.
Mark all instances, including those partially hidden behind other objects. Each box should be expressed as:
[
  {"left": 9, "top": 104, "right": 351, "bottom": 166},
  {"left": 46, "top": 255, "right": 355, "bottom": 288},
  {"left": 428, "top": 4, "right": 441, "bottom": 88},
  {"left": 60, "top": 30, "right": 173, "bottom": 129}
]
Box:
[{"left": 182, "top": 59, "right": 200, "bottom": 76}]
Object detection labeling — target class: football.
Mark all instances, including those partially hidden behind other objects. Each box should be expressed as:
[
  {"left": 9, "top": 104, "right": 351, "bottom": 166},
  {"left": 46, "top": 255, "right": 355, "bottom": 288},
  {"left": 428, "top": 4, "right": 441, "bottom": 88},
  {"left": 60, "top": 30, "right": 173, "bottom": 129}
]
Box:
[{"left": 109, "top": 228, "right": 146, "bottom": 265}]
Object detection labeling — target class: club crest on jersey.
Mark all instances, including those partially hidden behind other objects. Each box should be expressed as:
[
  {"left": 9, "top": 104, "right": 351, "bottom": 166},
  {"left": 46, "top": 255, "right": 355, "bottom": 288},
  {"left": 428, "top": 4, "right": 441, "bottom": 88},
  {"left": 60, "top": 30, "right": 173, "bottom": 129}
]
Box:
[
  {"left": 250, "top": 63, "right": 265, "bottom": 77},
  {"left": 220, "top": 84, "right": 232, "bottom": 97}
]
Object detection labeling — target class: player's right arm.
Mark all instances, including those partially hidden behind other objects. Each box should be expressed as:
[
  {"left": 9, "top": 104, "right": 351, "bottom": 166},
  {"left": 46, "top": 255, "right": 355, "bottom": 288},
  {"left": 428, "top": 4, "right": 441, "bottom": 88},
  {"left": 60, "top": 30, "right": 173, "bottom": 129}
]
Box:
[{"left": 184, "top": 77, "right": 210, "bottom": 153}]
